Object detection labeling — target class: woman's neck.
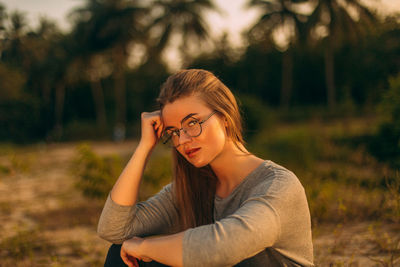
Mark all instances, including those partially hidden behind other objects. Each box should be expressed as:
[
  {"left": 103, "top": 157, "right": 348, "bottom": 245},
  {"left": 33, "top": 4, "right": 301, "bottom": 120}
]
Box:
[{"left": 210, "top": 140, "right": 264, "bottom": 198}]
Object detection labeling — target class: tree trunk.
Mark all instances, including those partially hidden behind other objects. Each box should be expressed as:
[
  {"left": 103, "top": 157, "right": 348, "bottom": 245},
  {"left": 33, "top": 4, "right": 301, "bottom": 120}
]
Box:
[
  {"left": 54, "top": 82, "right": 65, "bottom": 140},
  {"left": 325, "top": 41, "right": 336, "bottom": 109},
  {"left": 90, "top": 78, "right": 107, "bottom": 130},
  {"left": 281, "top": 49, "right": 293, "bottom": 110},
  {"left": 113, "top": 47, "right": 127, "bottom": 142}
]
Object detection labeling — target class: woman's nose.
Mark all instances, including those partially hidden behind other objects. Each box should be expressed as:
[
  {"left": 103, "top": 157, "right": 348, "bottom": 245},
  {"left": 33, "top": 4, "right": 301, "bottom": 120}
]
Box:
[{"left": 178, "top": 130, "right": 192, "bottom": 145}]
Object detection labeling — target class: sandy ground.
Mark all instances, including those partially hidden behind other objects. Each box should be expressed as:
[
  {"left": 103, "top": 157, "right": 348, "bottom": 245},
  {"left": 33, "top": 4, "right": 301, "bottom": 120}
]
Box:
[{"left": 0, "top": 141, "right": 398, "bottom": 266}]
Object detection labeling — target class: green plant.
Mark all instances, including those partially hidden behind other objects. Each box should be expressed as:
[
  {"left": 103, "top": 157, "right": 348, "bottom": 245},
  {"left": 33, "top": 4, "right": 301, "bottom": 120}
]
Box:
[
  {"left": 238, "top": 94, "right": 275, "bottom": 141},
  {"left": 251, "top": 127, "right": 322, "bottom": 170},
  {"left": 143, "top": 155, "right": 172, "bottom": 189},
  {"left": 369, "top": 74, "right": 400, "bottom": 168},
  {"left": 385, "top": 172, "right": 400, "bottom": 223},
  {"left": 368, "top": 223, "right": 400, "bottom": 267},
  {"left": 0, "top": 228, "right": 54, "bottom": 259},
  {"left": 72, "top": 143, "right": 123, "bottom": 199}
]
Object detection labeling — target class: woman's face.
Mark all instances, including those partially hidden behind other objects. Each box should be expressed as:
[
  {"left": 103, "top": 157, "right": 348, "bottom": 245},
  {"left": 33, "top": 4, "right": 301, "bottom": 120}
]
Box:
[{"left": 161, "top": 94, "right": 227, "bottom": 167}]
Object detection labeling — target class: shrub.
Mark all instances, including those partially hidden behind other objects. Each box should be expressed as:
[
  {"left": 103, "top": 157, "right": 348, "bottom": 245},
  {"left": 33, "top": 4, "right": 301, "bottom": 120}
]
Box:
[
  {"left": 72, "top": 143, "right": 123, "bottom": 199},
  {"left": 369, "top": 74, "right": 400, "bottom": 168},
  {"left": 250, "top": 127, "right": 322, "bottom": 171},
  {"left": 0, "top": 228, "right": 54, "bottom": 259},
  {"left": 72, "top": 143, "right": 173, "bottom": 200},
  {"left": 140, "top": 153, "right": 173, "bottom": 199},
  {"left": 238, "top": 94, "right": 275, "bottom": 141},
  {"left": 0, "top": 97, "right": 47, "bottom": 143}
]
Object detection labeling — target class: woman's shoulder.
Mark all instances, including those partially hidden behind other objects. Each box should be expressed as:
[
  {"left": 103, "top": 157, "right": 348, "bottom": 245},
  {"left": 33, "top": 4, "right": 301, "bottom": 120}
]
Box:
[{"left": 247, "top": 160, "right": 304, "bottom": 197}]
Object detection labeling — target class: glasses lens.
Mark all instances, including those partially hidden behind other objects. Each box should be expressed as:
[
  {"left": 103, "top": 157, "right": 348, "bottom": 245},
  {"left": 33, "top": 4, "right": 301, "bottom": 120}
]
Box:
[
  {"left": 160, "top": 131, "right": 172, "bottom": 145},
  {"left": 182, "top": 118, "right": 201, "bottom": 137}
]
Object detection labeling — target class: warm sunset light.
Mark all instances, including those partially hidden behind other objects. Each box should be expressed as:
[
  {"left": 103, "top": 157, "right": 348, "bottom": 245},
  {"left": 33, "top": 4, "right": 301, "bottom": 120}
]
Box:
[{"left": 0, "top": 0, "right": 399, "bottom": 266}]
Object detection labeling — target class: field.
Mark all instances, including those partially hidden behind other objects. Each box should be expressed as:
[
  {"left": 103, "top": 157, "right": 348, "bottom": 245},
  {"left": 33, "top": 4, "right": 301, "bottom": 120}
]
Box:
[{"left": 0, "top": 115, "right": 399, "bottom": 266}]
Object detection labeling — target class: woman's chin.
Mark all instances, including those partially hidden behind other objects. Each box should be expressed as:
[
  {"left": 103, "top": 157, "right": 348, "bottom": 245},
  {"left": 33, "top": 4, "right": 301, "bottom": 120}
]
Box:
[{"left": 187, "top": 157, "right": 208, "bottom": 168}]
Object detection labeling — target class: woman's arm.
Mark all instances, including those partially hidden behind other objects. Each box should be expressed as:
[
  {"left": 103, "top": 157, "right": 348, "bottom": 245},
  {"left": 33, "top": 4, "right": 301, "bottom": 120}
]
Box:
[
  {"left": 98, "top": 183, "right": 179, "bottom": 243},
  {"left": 98, "top": 111, "right": 180, "bottom": 243},
  {"left": 111, "top": 111, "right": 164, "bottom": 206},
  {"left": 110, "top": 141, "right": 152, "bottom": 206}
]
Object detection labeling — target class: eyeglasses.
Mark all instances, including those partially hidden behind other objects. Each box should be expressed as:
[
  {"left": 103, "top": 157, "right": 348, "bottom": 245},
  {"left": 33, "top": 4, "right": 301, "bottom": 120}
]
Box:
[{"left": 161, "top": 111, "right": 217, "bottom": 148}]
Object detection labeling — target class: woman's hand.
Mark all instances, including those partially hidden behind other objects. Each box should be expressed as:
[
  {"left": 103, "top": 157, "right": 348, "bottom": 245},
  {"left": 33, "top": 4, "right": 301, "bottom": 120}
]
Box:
[
  {"left": 139, "top": 110, "right": 164, "bottom": 150},
  {"left": 121, "top": 237, "right": 153, "bottom": 267}
]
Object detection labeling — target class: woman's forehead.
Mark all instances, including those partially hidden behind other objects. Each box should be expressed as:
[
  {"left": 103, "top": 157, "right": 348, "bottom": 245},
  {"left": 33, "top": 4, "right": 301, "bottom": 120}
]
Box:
[{"left": 161, "top": 95, "right": 210, "bottom": 125}]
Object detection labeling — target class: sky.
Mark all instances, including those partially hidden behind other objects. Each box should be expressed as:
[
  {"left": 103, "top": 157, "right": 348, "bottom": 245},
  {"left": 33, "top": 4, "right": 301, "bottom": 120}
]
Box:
[{"left": 2, "top": 0, "right": 399, "bottom": 48}]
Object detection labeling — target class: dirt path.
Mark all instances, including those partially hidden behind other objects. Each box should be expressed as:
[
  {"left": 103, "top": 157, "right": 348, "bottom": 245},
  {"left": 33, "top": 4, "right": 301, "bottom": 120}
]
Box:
[
  {"left": 0, "top": 141, "right": 137, "bottom": 266},
  {"left": 0, "top": 141, "right": 398, "bottom": 266}
]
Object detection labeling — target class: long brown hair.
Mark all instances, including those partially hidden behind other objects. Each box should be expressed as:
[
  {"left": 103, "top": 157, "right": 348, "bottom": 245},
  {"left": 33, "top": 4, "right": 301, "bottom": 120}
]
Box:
[{"left": 157, "top": 69, "right": 245, "bottom": 230}]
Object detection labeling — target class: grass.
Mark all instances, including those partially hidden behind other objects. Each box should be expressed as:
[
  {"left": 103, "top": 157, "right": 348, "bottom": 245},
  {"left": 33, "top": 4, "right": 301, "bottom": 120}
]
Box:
[
  {"left": 247, "top": 115, "right": 399, "bottom": 225},
  {"left": 0, "top": 114, "right": 399, "bottom": 266},
  {"left": 0, "top": 227, "right": 55, "bottom": 260}
]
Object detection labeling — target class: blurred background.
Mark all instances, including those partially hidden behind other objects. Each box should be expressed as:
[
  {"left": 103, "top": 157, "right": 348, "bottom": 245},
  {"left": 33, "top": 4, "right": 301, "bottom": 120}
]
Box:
[{"left": 0, "top": 0, "right": 399, "bottom": 266}]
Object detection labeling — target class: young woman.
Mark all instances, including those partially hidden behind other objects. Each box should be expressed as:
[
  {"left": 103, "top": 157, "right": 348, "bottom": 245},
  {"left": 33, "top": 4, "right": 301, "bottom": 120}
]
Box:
[{"left": 98, "top": 69, "right": 314, "bottom": 267}]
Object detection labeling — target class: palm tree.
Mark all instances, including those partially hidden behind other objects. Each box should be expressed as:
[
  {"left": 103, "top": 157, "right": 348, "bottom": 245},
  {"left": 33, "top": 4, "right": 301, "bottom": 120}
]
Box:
[
  {"left": 0, "top": 3, "right": 7, "bottom": 53},
  {"left": 247, "top": 0, "right": 308, "bottom": 109},
  {"left": 306, "top": 0, "right": 376, "bottom": 109},
  {"left": 148, "top": 0, "right": 216, "bottom": 65},
  {"left": 71, "top": 0, "right": 148, "bottom": 140},
  {"left": 69, "top": 16, "right": 111, "bottom": 131},
  {"left": 2, "top": 10, "right": 28, "bottom": 68}
]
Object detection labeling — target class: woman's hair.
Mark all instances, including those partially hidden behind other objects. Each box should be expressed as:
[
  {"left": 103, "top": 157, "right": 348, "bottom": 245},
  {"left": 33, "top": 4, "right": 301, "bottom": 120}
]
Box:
[{"left": 157, "top": 69, "right": 245, "bottom": 230}]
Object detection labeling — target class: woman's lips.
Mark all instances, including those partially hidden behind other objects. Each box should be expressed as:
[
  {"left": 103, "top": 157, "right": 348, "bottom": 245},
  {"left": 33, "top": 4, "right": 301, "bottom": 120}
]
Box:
[{"left": 185, "top": 148, "right": 201, "bottom": 158}]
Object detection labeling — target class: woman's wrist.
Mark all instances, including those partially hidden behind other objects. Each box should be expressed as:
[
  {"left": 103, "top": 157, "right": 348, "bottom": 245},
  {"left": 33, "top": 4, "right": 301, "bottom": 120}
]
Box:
[
  {"left": 140, "top": 238, "right": 151, "bottom": 259},
  {"left": 137, "top": 139, "right": 156, "bottom": 153}
]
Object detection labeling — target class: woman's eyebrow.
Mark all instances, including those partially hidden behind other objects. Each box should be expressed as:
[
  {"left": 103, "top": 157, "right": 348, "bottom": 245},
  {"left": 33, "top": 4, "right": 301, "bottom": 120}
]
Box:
[
  {"left": 181, "top": 113, "right": 198, "bottom": 123},
  {"left": 164, "top": 113, "right": 199, "bottom": 130}
]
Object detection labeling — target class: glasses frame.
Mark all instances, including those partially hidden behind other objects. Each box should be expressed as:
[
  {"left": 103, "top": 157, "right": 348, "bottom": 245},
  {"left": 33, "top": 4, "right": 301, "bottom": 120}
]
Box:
[{"left": 162, "top": 110, "right": 217, "bottom": 147}]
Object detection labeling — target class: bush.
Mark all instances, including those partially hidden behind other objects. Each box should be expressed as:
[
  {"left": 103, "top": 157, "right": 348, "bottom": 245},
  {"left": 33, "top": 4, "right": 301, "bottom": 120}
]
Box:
[
  {"left": 0, "top": 97, "right": 47, "bottom": 143},
  {"left": 63, "top": 120, "right": 110, "bottom": 141},
  {"left": 72, "top": 143, "right": 173, "bottom": 200},
  {"left": 369, "top": 74, "right": 400, "bottom": 168},
  {"left": 238, "top": 94, "right": 275, "bottom": 141},
  {"left": 72, "top": 143, "right": 123, "bottom": 199},
  {"left": 250, "top": 127, "right": 322, "bottom": 170}
]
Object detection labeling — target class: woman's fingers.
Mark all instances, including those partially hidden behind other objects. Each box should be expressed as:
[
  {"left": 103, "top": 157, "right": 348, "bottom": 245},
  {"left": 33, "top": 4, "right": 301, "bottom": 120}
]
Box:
[
  {"left": 140, "top": 110, "right": 163, "bottom": 148},
  {"left": 120, "top": 249, "right": 133, "bottom": 267},
  {"left": 155, "top": 122, "right": 164, "bottom": 139},
  {"left": 141, "top": 256, "right": 153, "bottom": 262},
  {"left": 121, "top": 247, "right": 138, "bottom": 267},
  {"left": 128, "top": 255, "right": 140, "bottom": 267}
]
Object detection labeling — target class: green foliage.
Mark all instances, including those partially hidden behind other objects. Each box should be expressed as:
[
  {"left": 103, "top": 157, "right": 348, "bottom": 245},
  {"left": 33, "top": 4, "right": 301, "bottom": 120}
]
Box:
[
  {"left": 72, "top": 143, "right": 123, "bottom": 199},
  {"left": 238, "top": 94, "right": 275, "bottom": 141},
  {"left": 141, "top": 153, "right": 172, "bottom": 198},
  {"left": 385, "top": 172, "right": 400, "bottom": 223},
  {"left": 63, "top": 120, "right": 110, "bottom": 141},
  {"left": 72, "top": 143, "right": 172, "bottom": 200},
  {"left": 368, "top": 222, "right": 400, "bottom": 266},
  {"left": 251, "top": 127, "right": 321, "bottom": 170},
  {"left": 379, "top": 74, "right": 400, "bottom": 125},
  {"left": 369, "top": 74, "right": 400, "bottom": 168},
  {"left": 0, "top": 63, "right": 25, "bottom": 100},
  {"left": 0, "top": 97, "right": 46, "bottom": 143},
  {"left": 0, "top": 228, "right": 54, "bottom": 259},
  {"left": 0, "top": 0, "right": 399, "bottom": 142}
]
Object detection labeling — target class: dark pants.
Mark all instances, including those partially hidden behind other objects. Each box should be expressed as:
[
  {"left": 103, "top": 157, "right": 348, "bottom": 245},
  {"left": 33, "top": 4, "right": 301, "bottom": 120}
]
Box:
[
  {"left": 105, "top": 244, "right": 277, "bottom": 267},
  {"left": 104, "top": 244, "right": 169, "bottom": 267}
]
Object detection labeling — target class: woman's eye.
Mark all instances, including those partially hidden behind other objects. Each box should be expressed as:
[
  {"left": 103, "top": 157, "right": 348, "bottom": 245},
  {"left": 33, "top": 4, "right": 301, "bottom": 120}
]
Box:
[
  {"left": 187, "top": 120, "right": 198, "bottom": 127},
  {"left": 171, "top": 130, "right": 179, "bottom": 136}
]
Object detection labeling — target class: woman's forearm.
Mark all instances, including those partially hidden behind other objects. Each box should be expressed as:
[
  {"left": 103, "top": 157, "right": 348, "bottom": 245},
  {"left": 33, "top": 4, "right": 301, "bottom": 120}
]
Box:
[
  {"left": 110, "top": 142, "right": 153, "bottom": 206},
  {"left": 142, "top": 232, "right": 184, "bottom": 267}
]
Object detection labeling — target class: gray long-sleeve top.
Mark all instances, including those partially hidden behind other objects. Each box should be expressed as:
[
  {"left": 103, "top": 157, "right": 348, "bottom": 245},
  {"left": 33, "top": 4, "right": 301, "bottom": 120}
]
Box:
[{"left": 98, "top": 160, "right": 314, "bottom": 267}]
